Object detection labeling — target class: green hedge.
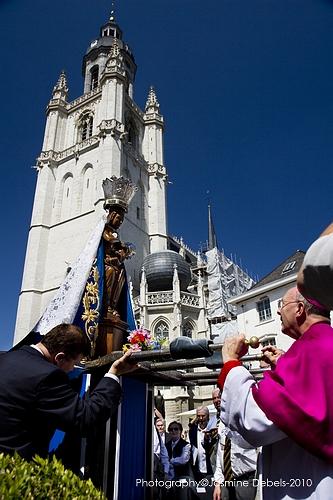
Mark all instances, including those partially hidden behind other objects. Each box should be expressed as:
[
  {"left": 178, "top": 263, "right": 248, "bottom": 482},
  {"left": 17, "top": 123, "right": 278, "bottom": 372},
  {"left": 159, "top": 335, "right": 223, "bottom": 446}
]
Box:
[{"left": 0, "top": 453, "right": 106, "bottom": 499}]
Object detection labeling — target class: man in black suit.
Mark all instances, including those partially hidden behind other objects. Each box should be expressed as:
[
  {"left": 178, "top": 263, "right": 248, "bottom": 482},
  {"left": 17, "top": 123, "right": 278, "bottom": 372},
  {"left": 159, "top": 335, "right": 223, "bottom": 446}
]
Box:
[
  {"left": 165, "top": 421, "right": 199, "bottom": 500},
  {"left": 165, "top": 421, "right": 192, "bottom": 480},
  {"left": 0, "top": 323, "right": 135, "bottom": 460}
]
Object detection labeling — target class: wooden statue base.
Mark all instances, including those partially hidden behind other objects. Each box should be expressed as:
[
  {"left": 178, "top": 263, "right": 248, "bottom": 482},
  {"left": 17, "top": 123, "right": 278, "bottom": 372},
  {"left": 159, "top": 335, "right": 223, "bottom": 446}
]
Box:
[{"left": 95, "top": 316, "right": 128, "bottom": 357}]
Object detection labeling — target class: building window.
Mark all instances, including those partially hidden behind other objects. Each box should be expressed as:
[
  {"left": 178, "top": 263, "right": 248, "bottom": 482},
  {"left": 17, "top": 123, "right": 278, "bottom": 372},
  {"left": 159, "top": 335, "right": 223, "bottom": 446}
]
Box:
[
  {"left": 154, "top": 320, "right": 169, "bottom": 341},
  {"left": 79, "top": 114, "right": 93, "bottom": 142},
  {"left": 90, "top": 66, "right": 99, "bottom": 91},
  {"left": 257, "top": 296, "right": 272, "bottom": 322},
  {"left": 60, "top": 175, "right": 73, "bottom": 220},
  {"left": 136, "top": 207, "right": 140, "bottom": 220},
  {"left": 81, "top": 165, "right": 94, "bottom": 212},
  {"left": 261, "top": 337, "right": 276, "bottom": 348},
  {"left": 126, "top": 118, "right": 138, "bottom": 150},
  {"left": 182, "top": 321, "right": 193, "bottom": 338},
  {"left": 281, "top": 261, "right": 296, "bottom": 274}
]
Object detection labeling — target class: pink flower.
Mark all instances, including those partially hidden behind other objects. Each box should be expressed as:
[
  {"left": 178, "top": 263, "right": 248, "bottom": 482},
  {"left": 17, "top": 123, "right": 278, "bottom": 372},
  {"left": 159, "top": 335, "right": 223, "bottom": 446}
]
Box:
[{"left": 130, "top": 343, "right": 141, "bottom": 351}]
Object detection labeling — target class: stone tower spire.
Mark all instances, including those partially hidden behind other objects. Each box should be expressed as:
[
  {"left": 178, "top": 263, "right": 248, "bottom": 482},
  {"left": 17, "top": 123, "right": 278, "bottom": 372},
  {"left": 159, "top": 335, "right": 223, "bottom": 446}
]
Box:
[
  {"left": 143, "top": 85, "right": 167, "bottom": 252},
  {"left": 110, "top": 0, "right": 116, "bottom": 21},
  {"left": 208, "top": 204, "right": 218, "bottom": 250},
  {"left": 82, "top": 11, "right": 136, "bottom": 96},
  {"left": 52, "top": 70, "right": 68, "bottom": 101},
  {"left": 145, "top": 86, "right": 160, "bottom": 113}
]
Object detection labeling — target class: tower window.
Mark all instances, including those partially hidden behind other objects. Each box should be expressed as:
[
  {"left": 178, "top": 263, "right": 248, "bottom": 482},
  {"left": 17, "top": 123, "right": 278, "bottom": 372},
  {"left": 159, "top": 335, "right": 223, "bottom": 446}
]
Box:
[
  {"left": 126, "top": 119, "right": 138, "bottom": 150},
  {"left": 257, "top": 296, "right": 272, "bottom": 322},
  {"left": 61, "top": 175, "right": 73, "bottom": 220},
  {"left": 136, "top": 207, "right": 140, "bottom": 220},
  {"left": 90, "top": 66, "right": 99, "bottom": 91},
  {"left": 79, "top": 115, "right": 93, "bottom": 142},
  {"left": 81, "top": 165, "right": 93, "bottom": 212}
]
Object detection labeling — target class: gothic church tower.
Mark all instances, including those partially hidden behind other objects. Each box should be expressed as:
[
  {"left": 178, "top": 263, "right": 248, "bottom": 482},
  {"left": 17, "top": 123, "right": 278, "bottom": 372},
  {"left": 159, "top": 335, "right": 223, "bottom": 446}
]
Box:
[{"left": 14, "top": 13, "right": 168, "bottom": 343}]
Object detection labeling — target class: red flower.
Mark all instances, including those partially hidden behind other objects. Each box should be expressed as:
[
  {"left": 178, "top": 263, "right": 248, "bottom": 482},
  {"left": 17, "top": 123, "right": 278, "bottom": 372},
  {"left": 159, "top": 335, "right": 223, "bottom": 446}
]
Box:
[{"left": 130, "top": 332, "right": 146, "bottom": 344}]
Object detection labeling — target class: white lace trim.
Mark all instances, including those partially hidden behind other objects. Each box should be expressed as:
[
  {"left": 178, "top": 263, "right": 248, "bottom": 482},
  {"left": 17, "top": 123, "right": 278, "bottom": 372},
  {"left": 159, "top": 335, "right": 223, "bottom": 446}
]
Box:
[{"left": 34, "top": 214, "right": 107, "bottom": 336}]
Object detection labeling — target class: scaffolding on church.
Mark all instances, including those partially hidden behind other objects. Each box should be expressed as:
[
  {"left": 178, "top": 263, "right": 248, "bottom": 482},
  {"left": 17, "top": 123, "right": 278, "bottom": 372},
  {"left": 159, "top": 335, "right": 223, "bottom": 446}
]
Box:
[{"left": 205, "top": 205, "right": 255, "bottom": 343}]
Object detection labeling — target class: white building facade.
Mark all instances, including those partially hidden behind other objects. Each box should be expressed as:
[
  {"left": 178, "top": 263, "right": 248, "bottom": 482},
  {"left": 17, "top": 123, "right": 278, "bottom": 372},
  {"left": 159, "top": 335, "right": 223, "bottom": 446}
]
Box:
[{"left": 228, "top": 250, "right": 305, "bottom": 356}]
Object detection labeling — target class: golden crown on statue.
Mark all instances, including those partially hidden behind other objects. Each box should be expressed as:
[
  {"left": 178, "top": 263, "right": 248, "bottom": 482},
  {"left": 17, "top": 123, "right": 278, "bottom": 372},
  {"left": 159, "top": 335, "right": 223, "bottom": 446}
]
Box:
[{"left": 102, "top": 176, "right": 138, "bottom": 212}]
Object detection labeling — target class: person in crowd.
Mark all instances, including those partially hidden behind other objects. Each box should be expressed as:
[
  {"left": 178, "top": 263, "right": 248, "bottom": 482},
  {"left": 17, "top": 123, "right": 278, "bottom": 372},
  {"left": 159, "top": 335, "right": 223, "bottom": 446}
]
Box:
[
  {"left": 189, "top": 406, "right": 218, "bottom": 481},
  {"left": 153, "top": 419, "right": 170, "bottom": 500},
  {"left": 212, "top": 388, "right": 222, "bottom": 424},
  {"left": 154, "top": 416, "right": 171, "bottom": 478},
  {"left": 212, "top": 388, "right": 257, "bottom": 500},
  {"left": 0, "top": 323, "right": 136, "bottom": 459},
  {"left": 206, "top": 388, "right": 222, "bottom": 471},
  {"left": 166, "top": 421, "right": 191, "bottom": 480},
  {"left": 187, "top": 406, "right": 218, "bottom": 499},
  {"left": 165, "top": 421, "right": 197, "bottom": 500},
  {"left": 218, "top": 286, "right": 333, "bottom": 499},
  {"left": 156, "top": 417, "right": 171, "bottom": 446},
  {"left": 154, "top": 411, "right": 171, "bottom": 475}
]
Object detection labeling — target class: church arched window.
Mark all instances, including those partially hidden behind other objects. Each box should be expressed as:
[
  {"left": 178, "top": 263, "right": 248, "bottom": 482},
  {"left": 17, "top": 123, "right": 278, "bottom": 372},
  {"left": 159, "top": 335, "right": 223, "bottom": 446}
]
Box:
[
  {"left": 154, "top": 320, "right": 169, "bottom": 342},
  {"left": 182, "top": 321, "right": 193, "bottom": 338},
  {"left": 90, "top": 66, "right": 99, "bottom": 91},
  {"left": 125, "top": 117, "right": 138, "bottom": 150},
  {"left": 60, "top": 174, "right": 73, "bottom": 220},
  {"left": 81, "top": 165, "right": 94, "bottom": 212},
  {"left": 78, "top": 113, "right": 93, "bottom": 142}
]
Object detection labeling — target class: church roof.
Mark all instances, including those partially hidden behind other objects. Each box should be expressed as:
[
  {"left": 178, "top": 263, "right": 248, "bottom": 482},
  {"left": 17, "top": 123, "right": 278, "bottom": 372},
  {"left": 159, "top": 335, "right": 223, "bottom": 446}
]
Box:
[
  {"left": 142, "top": 250, "right": 192, "bottom": 292},
  {"left": 250, "top": 249, "right": 305, "bottom": 290}
]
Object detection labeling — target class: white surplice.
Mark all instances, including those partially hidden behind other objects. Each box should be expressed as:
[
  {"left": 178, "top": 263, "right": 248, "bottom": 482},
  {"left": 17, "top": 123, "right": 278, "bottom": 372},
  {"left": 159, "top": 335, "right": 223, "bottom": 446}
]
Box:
[{"left": 221, "top": 366, "right": 333, "bottom": 499}]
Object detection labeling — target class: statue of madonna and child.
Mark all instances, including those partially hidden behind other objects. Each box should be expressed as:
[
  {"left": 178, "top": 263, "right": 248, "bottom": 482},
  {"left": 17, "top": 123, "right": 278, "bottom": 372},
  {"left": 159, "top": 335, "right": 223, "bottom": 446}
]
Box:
[
  {"left": 95, "top": 176, "right": 137, "bottom": 356},
  {"left": 33, "top": 175, "right": 138, "bottom": 359}
]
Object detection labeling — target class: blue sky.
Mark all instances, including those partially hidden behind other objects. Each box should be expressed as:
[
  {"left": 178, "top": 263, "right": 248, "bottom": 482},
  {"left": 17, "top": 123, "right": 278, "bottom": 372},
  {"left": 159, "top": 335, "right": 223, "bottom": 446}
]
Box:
[{"left": 1, "top": 0, "right": 332, "bottom": 350}]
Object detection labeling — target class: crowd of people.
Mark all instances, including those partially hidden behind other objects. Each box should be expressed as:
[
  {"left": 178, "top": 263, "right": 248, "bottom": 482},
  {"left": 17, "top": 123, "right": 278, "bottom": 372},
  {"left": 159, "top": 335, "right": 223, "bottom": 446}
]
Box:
[{"left": 153, "top": 387, "right": 258, "bottom": 500}]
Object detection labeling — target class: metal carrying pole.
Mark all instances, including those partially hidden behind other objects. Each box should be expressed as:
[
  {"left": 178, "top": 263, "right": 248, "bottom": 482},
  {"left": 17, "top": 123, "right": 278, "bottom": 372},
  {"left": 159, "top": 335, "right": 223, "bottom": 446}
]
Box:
[
  {"left": 82, "top": 341, "right": 262, "bottom": 370},
  {"left": 143, "top": 353, "right": 262, "bottom": 372},
  {"left": 83, "top": 351, "right": 263, "bottom": 371}
]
